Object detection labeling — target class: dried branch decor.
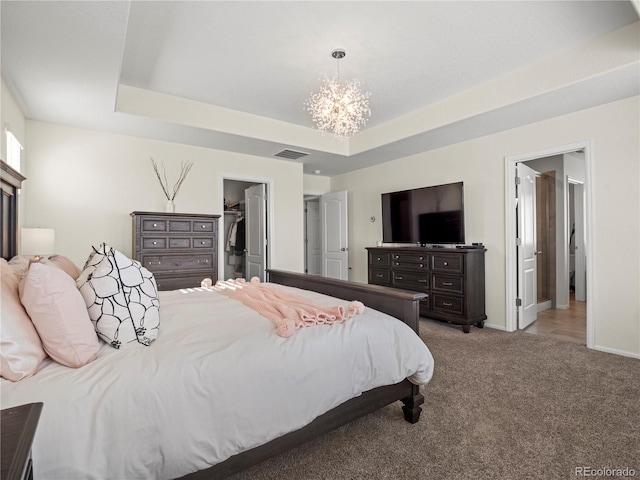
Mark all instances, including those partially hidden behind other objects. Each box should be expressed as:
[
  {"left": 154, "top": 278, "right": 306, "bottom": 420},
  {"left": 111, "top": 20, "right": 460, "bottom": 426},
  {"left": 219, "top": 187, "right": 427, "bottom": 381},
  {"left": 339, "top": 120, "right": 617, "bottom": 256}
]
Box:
[{"left": 150, "top": 158, "right": 194, "bottom": 201}]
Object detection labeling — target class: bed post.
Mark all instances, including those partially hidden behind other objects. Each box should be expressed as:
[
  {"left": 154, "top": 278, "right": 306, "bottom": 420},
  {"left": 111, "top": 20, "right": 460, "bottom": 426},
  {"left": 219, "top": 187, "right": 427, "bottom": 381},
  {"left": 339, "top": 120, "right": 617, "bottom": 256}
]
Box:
[{"left": 401, "top": 385, "right": 424, "bottom": 423}]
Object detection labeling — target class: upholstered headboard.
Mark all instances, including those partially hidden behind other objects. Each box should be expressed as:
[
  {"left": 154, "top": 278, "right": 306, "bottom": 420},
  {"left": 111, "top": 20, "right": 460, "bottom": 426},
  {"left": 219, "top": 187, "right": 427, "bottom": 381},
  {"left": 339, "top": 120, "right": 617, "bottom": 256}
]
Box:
[{"left": 0, "top": 160, "right": 26, "bottom": 260}]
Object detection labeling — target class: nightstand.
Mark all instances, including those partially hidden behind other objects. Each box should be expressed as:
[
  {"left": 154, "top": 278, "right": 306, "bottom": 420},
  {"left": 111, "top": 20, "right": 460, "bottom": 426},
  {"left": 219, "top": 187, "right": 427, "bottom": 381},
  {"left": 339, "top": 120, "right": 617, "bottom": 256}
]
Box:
[{"left": 1, "top": 403, "right": 43, "bottom": 480}]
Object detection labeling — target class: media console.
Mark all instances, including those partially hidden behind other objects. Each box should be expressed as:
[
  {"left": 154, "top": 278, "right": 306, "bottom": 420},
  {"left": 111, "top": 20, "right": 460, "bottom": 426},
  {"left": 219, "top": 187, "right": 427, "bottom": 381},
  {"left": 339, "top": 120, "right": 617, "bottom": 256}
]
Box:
[{"left": 366, "top": 246, "right": 486, "bottom": 333}]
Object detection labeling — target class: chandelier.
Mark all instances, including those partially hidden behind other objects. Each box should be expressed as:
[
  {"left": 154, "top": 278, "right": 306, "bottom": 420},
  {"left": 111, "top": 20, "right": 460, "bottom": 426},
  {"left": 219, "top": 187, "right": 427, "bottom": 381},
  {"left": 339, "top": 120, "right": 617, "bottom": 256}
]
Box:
[{"left": 305, "top": 49, "right": 371, "bottom": 138}]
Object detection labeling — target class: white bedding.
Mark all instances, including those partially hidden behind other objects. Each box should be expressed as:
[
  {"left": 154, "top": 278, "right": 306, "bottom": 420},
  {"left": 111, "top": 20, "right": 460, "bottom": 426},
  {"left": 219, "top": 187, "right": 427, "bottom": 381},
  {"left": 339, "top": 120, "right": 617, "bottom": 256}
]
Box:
[{"left": 1, "top": 284, "right": 434, "bottom": 480}]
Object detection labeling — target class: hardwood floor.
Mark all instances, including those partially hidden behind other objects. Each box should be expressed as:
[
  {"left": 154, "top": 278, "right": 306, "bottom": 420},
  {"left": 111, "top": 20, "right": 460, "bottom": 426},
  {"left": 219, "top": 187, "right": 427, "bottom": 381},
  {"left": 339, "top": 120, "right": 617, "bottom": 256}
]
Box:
[{"left": 523, "top": 292, "right": 586, "bottom": 344}]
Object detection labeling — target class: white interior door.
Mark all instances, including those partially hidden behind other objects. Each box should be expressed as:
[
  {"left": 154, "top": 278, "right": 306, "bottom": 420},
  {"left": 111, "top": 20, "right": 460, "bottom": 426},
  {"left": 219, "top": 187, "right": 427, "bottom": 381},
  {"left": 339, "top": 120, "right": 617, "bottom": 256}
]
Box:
[
  {"left": 517, "top": 163, "right": 538, "bottom": 329},
  {"left": 245, "top": 183, "right": 266, "bottom": 282},
  {"left": 305, "top": 199, "right": 321, "bottom": 275},
  {"left": 320, "top": 191, "right": 348, "bottom": 280}
]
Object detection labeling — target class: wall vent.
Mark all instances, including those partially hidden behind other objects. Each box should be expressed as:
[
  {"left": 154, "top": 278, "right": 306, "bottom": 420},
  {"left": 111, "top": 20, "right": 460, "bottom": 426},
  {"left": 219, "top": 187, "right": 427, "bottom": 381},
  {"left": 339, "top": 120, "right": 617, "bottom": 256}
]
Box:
[{"left": 274, "top": 149, "right": 309, "bottom": 160}]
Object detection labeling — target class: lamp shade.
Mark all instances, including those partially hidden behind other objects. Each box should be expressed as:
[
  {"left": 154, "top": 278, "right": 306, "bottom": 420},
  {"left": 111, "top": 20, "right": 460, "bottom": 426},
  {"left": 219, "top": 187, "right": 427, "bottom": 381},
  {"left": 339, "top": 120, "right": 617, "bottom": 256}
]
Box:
[{"left": 21, "top": 228, "right": 55, "bottom": 256}]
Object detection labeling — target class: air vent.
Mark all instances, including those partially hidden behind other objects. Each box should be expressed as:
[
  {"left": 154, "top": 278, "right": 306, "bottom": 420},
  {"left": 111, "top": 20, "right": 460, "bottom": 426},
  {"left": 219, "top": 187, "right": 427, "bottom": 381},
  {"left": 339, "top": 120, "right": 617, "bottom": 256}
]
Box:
[{"left": 274, "top": 149, "right": 309, "bottom": 160}]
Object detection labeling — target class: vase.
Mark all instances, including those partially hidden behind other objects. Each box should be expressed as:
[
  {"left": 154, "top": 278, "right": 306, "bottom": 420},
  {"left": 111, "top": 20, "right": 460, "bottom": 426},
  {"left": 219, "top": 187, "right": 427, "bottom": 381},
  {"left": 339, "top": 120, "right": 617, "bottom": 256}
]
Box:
[{"left": 166, "top": 200, "right": 175, "bottom": 213}]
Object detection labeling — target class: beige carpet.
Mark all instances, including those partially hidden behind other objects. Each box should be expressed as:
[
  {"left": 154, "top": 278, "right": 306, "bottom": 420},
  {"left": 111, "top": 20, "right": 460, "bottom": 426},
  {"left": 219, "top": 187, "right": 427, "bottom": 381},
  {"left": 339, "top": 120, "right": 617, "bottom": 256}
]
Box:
[{"left": 230, "top": 319, "right": 640, "bottom": 480}]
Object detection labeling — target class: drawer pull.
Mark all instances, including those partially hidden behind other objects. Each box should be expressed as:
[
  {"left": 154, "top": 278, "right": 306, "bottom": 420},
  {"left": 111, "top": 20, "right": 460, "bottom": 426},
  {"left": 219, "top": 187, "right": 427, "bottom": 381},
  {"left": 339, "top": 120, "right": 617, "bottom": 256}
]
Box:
[
  {"left": 200, "top": 225, "right": 206, "bottom": 229},
  {"left": 152, "top": 241, "right": 158, "bottom": 245},
  {"left": 198, "top": 259, "right": 209, "bottom": 264},
  {"left": 153, "top": 223, "right": 158, "bottom": 227},
  {"left": 148, "top": 261, "right": 161, "bottom": 266},
  {"left": 443, "top": 302, "right": 453, "bottom": 307},
  {"left": 443, "top": 282, "right": 453, "bottom": 286},
  {"left": 376, "top": 274, "right": 383, "bottom": 278},
  {"left": 419, "top": 264, "right": 424, "bottom": 268},
  {"left": 377, "top": 257, "right": 381, "bottom": 261},
  {"left": 419, "top": 256, "right": 424, "bottom": 260},
  {"left": 201, "top": 241, "right": 206, "bottom": 245},
  {"left": 395, "top": 276, "right": 403, "bottom": 280},
  {"left": 443, "top": 261, "right": 448, "bottom": 266},
  {"left": 418, "top": 279, "right": 427, "bottom": 283}
]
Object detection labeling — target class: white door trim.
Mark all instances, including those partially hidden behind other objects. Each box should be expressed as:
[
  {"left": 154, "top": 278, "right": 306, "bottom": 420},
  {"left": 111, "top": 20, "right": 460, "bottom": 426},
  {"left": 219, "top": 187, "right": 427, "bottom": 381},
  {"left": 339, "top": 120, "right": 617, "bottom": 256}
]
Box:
[
  {"left": 504, "top": 141, "right": 594, "bottom": 349},
  {"left": 219, "top": 174, "right": 274, "bottom": 282}
]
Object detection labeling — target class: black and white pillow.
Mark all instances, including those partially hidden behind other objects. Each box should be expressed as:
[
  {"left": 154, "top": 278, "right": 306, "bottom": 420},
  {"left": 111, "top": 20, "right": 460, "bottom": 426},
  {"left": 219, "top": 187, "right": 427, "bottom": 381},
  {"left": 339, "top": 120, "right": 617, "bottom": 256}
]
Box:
[{"left": 76, "top": 244, "right": 160, "bottom": 348}]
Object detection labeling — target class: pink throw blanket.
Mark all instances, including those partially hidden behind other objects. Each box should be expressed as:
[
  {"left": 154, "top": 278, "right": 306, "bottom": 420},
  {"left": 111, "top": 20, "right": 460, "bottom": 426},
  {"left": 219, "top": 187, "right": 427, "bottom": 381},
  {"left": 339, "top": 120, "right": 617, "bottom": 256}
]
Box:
[{"left": 205, "top": 277, "right": 365, "bottom": 337}]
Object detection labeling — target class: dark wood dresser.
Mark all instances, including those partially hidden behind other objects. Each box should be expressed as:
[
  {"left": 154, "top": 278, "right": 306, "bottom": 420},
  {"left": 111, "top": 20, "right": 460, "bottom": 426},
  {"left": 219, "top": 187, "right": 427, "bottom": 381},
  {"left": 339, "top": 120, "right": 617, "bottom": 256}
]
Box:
[
  {"left": 367, "top": 246, "right": 486, "bottom": 333},
  {"left": 1, "top": 403, "right": 43, "bottom": 480},
  {"left": 131, "top": 212, "right": 220, "bottom": 290}
]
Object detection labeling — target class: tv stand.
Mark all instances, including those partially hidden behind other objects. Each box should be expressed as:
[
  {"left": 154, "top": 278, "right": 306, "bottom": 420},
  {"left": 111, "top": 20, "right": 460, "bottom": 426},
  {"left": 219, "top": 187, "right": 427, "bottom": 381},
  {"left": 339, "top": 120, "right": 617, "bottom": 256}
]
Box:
[{"left": 367, "top": 246, "right": 486, "bottom": 333}]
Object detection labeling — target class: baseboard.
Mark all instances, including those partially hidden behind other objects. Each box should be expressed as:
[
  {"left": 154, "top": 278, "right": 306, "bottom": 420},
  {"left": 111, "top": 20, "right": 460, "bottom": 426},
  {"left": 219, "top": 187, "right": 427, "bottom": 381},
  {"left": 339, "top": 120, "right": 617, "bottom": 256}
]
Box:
[
  {"left": 484, "top": 322, "right": 508, "bottom": 331},
  {"left": 537, "top": 300, "right": 552, "bottom": 312},
  {"left": 474, "top": 326, "right": 638, "bottom": 359},
  {"left": 593, "top": 344, "right": 640, "bottom": 359}
]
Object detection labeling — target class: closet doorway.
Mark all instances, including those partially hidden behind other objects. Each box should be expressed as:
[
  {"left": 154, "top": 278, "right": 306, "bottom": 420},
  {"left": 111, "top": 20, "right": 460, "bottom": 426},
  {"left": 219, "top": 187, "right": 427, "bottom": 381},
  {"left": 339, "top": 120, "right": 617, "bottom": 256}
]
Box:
[{"left": 221, "top": 178, "right": 270, "bottom": 282}]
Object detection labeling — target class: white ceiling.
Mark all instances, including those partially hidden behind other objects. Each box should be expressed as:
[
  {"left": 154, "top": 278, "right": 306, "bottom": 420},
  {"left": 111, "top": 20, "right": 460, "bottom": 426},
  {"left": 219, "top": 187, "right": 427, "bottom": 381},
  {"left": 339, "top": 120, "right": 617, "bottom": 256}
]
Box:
[{"left": 2, "top": 1, "right": 638, "bottom": 176}]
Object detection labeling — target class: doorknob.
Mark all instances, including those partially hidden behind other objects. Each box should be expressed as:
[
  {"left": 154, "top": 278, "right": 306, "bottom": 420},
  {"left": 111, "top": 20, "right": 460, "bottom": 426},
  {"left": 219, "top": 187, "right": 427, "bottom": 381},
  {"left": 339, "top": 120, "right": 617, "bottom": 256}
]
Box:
[
  {"left": 535, "top": 251, "right": 543, "bottom": 255},
  {"left": 340, "top": 247, "right": 348, "bottom": 252}
]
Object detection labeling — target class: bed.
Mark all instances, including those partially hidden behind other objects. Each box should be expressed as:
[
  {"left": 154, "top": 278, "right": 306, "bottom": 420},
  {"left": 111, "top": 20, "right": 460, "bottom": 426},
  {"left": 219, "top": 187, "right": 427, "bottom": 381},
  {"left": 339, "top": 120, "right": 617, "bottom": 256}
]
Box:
[{"left": 1, "top": 185, "right": 433, "bottom": 478}]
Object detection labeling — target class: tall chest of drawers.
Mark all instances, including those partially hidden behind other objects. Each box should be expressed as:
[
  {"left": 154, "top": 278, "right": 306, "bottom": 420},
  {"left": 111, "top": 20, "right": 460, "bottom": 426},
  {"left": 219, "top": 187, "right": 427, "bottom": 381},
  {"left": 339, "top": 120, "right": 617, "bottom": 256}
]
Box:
[
  {"left": 367, "top": 246, "right": 486, "bottom": 333},
  {"left": 131, "top": 212, "right": 220, "bottom": 291}
]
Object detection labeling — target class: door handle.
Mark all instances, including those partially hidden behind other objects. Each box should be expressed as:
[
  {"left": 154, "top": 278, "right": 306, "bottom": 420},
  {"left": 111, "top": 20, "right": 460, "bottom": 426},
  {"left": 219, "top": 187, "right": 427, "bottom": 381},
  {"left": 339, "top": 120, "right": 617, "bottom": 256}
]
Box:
[
  {"left": 340, "top": 247, "right": 348, "bottom": 251},
  {"left": 535, "top": 251, "right": 543, "bottom": 255}
]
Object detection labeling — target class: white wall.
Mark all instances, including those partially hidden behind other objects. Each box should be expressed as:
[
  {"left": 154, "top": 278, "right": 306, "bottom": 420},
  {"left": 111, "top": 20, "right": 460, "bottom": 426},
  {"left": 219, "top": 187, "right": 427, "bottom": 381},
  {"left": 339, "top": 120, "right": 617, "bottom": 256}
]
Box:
[
  {"left": 303, "top": 174, "right": 331, "bottom": 196},
  {"left": 23, "top": 121, "right": 304, "bottom": 274},
  {"left": 1, "top": 79, "right": 28, "bottom": 236},
  {"left": 1, "top": 78, "right": 26, "bottom": 163},
  {"left": 331, "top": 96, "right": 640, "bottom": 358}
]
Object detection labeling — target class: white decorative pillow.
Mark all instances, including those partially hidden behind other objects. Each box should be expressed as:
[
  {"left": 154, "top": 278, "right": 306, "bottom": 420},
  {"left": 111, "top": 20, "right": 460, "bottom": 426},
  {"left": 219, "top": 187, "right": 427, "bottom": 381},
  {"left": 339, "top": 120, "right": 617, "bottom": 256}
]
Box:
[{"left": 76, "top": 244, "right": 160, "bottom": 349}]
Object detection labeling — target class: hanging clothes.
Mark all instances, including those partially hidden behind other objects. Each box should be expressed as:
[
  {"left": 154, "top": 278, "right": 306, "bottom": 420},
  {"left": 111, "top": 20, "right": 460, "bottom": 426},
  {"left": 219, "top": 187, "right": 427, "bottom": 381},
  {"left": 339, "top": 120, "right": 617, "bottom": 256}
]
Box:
[
  {"left": 234, "top": 217, "right": 246, "bottom": 256},
  {"left": 226, "top": 214, "right": 245, "bottom": 267},
  {"left": 226, "top": 214, "right": 244, "bottom": 251}
]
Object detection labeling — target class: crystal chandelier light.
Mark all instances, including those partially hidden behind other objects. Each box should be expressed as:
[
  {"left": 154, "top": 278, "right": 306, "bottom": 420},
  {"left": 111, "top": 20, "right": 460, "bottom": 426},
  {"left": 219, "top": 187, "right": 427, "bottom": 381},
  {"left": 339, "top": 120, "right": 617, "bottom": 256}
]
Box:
[{"left": 305, "top": 49, "right": 371, "bottom": 138}]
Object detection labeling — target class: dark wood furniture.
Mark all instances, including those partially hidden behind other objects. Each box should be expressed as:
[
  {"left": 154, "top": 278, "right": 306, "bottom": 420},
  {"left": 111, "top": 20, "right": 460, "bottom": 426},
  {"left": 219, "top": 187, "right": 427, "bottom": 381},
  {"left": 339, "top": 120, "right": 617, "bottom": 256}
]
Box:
[
  {"left": 1, "top": 403, "right": 43, "bottom": 480},
  {"left": 367, "top": 246, "right": 486, "bottom": 333},
  {"left": 131, "top": 211, "right": 220, "bottom": 290},
  {"left": 0, "top": 160, "right": 26, "bottom": 260},
  {"left": 180, "top": 269, "right": 427, "bottom": 480}
]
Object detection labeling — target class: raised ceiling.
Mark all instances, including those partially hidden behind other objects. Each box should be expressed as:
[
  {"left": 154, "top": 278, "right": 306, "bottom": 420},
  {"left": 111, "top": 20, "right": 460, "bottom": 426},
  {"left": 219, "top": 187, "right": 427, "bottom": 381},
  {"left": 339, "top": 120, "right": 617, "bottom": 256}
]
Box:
[{"left": 2, "top": 1, "right": 638, "bottom": 176}]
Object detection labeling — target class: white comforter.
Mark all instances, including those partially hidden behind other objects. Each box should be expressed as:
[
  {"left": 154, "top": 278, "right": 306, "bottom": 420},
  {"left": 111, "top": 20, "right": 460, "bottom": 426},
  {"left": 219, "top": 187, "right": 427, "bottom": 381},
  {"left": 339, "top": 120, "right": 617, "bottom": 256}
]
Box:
[{"left": 1, "top": 284, "right": 434, "bottom": 479}]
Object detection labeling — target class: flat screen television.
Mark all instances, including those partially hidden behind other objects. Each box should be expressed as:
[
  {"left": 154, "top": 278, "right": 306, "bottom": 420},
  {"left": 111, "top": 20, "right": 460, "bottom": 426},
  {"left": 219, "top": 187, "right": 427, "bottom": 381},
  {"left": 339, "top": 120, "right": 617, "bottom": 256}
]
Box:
[{"left": 381, "top": 182, "right": 465, "bottom": 245}]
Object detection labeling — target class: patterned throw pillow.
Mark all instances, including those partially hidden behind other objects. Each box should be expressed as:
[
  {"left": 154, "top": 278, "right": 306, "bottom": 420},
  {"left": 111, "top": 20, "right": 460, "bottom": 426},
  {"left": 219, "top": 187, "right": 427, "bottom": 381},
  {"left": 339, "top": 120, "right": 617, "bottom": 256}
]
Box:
[{"left": 76, "top": 244, "right": 160, "bottom": 349}]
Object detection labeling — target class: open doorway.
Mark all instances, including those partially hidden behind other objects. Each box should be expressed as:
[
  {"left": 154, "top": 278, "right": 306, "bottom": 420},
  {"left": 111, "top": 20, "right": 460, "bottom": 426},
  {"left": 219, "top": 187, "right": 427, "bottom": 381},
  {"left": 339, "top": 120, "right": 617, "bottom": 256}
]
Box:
[
  {"left": 221, "top": 177, "right": 271, "bottom": 282},
  {"left": 303, "top": 191, "right": 349, "bottom": 280},
  {"left": 304, "top": 196, "right": 321, "bottom": 275},
  {"left": 505, "top": 142, "right": 593, "bottom": 348}
]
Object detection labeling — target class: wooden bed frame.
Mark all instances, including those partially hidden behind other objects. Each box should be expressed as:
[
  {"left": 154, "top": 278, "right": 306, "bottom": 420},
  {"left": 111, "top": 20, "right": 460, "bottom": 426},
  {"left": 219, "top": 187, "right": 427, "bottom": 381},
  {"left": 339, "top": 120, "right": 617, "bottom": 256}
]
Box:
[
  {"left": 1, "top": 184, "right": 426, "bottom": 478},
  {"left": 180, "top": 269, "right": 427, "bottom": 480}
]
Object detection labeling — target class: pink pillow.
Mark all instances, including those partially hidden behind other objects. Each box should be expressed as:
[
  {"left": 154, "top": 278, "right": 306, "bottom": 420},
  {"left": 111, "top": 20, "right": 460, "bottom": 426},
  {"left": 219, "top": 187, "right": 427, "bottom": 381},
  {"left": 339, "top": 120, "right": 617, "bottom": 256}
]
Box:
[
  {"left": 19, "top": 262, "right": 99, "bottom": 368},
  {"left": 41, "top": 255, "right": 81, "bottom": 280},
  {"left": 0, "top": 259, "right": 47, "bottom": 381},
  {"left": 7, "top": 255, "right": 30, "bottom": 279}
]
